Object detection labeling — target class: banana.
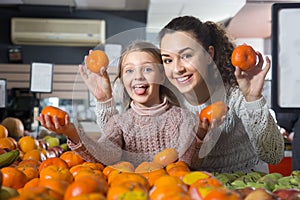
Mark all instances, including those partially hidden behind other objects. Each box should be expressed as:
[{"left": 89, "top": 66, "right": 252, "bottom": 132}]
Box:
[{"left": 0, "top": 149, "right": 20, "bottom": 168}]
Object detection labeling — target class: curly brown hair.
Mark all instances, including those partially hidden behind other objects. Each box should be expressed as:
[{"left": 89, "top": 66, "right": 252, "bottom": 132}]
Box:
[{"left": 158, "top": 15, "right": 238, "bottom": 88}]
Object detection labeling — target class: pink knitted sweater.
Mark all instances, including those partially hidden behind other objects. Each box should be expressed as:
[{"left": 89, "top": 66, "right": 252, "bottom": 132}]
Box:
[{"left": 69, "top": 102, "right": 203, "bottom": 169}]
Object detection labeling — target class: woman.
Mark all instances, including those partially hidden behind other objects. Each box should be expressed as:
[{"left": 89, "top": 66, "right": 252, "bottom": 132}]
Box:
[{"left": 157, "top": 15, "right": 284, "bottom": 173}]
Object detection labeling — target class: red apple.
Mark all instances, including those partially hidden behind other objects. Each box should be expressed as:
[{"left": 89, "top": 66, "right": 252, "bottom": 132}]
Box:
[
  {"left": 245, "top": 188, "right": 277, "bottom": 200},
  {"left": 235, "top": 187, "right": 255, "bottom": 198},
  {"left": 273, "top": 189, "right": 300, "bottom": 200}
]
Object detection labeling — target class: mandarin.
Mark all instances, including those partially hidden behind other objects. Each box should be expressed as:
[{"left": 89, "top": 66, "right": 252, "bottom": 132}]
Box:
[
  {"left": 0, "top": 125, "right": 8, "bottom": 138},
  {"left": 153, "top": 148, "right": 179, "bottom": 167},
  {"left": 60, "top": 151, "right": 85, "bottom": 168},
  {"left": 231, "top": 44, "right": 257, "bottom": 71},
  {"left": 86, "top": 50, "right": 109, "bottom": 73},
  {"left": 41, "top": 105, "right": 67, "bottom": 126},
  {"left": 199, "top": 101, "right": 227, "bottom": 124},
  {"left": 1, "top": 166, "right": 27, "bottom": 189}
]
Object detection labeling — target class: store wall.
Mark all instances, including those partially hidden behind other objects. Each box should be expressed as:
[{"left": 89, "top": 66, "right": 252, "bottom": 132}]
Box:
[{"left": 0, "top": 5, "right": 147, "bottom": 64}]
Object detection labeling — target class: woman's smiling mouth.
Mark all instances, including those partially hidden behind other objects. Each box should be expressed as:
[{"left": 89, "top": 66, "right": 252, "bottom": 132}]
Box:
[{"left": 176, "top": 74, "right": 193, "bottom": 84}]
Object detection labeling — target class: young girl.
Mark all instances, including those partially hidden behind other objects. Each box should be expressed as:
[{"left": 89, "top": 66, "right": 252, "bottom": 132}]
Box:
[
  {"left": 37, "top": 41, "right": 203, "bottom": 168},
  {"left": 158, "top": 16, "right": 284, "bottom": 173}
]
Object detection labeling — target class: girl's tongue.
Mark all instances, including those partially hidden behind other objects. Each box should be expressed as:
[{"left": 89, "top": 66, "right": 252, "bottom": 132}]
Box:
[{"left": 134, "top": 85, "right": 148, "bottom": 95}]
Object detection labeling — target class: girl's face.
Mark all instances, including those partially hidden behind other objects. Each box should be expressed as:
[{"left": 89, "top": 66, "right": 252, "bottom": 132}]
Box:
[
  {"left": 160, "top": 31, "right": 212, "bottom": 97},
  {"left": 121, "top": 51, "right": 163, "bottom": 107}
]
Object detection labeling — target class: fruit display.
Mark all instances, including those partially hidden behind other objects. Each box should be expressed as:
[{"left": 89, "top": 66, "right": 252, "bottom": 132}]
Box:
[
  {"left": 0, "top": 129, "right": 299, "bottom": 200},
  {"left": 231, "top": 44, "right": 257, "bottom": 71}
]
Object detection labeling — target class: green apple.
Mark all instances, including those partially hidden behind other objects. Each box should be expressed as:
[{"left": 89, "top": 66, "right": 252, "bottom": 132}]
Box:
[
  {"left": 45, "top": 136, "right": 60, "bottom": 148},
  {"left": 60, "top": 143, "right": 69, "bottom": 152}
]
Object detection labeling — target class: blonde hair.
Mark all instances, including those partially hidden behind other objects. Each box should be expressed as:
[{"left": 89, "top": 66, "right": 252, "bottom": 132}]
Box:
[{"left": 113, "top": 41, "right": 179, "bottom": 110}]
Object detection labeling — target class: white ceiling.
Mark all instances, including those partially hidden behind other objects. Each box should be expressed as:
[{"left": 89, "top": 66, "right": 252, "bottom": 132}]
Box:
[{"left": 1, "top": 0, "right": 300, "bottom": 38}]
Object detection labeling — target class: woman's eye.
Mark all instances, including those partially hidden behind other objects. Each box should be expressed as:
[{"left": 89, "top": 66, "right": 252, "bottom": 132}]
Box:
[
  {"left": 182, "top": 54, "right": 192, "bottom": 59},
  {"left": 163, "top": 59, "right": 172, "bottom": 64}
]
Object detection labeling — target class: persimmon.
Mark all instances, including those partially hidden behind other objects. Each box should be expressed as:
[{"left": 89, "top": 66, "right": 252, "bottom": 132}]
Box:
[
  {"left": 41, "top": 105, "right": 68, "bottom": 126},
  {"left": 135, "top": 161, "right": 164, "bottom": 173},
  {"left": 1, "top": 166, "right": 27, "bottom": 189},
  {"left": 23, "top": 177, "right": 40, "bottom": 189},
  {"left": 231, "top": 44, "right": 257, "bottom": 71},
  {"left": 111, "top": 161, "right": 135, "bottom": 172},
  {"left": 74, "top": 168, "right": 105, "bottom": 182},
  {"left": 150, "top": 184, "right": 187, "bottom": 200},
  {"left": 0, "top": 137, "right": 17, "bottom": 150},
  {"left": 199, "top": 101, "right": 227, "bottom": 124},
  {"left": 22, "top": 149, "right": 46, "bottom": 161},
  {"left": 39, "top": 157, "right": 69, "bottom": 172},
  {"left": 81, "top": 162, "right": 105, "bottom": 171},
  {"left": 155, "top": 190, "right": 192, "bottom": 200},
  {"left": 109, "top": 172, "right": 150, "bottom": 190},
  {"left": 17, "top": 186, "right": 63, "bottom": 200},
  {"left": 18, "top": 159, "right": 41, "bottom": 169},
  {"left": 69, "top": 164, "right": 94, "bottom": 177},
  {"left": 103, "top": 161, "right": 135, "bottom": 179},
  {"left": 152, "top": 175, "right": 187, "bottom": 191},
  {"left": 166, "top": 161, "right": 190, "bottom": 173},
  {"left": 60, "top": 151, "right": 85, "bottom": 168},
  {"left": 135, "top": 162, "right": 168, "bottom": 187},
  {"left": 0, "top": 125, "right": 8, "bottom": 138},
  {"left": 153, "top": 148, "right": 179, "bottom": 167},
  {"left": 166, "top": 161, "right": 190, "bottom": 179},
  {"left": 203, "top": 188, "right": 242, "bottom": 200},
  {"left": 16, "top": 165, "right": 39, "bottom": 181},
  {"left": 39, "top": 165, "right": 74, "bottom": 183},
  {"left": 189, "top": 177, "right": 224, "bottom": 200},
  {"left": 86, "top": 50, "right": 109, "bottom": 73},
  {"left": 182, "top": 171, "right": 212, "bottom": 186},
  {"left": 68, "top": 193, "right": 106, "bottom": 200},
  {"left": 39, "top": 178, "right": 69, "bottom": 198},
  {"left": 64, "top": 176, "right": 108, "bottom": 200},
  {"left": 106, "top": 181, "right": 148, "bottom": 200}
]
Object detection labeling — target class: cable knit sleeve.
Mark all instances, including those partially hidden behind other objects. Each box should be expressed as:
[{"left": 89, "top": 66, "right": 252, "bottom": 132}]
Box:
[
  {"left": 94, "top": 98, "right": 118, "bottom": 133},
  {"left": 230, "top": 88, "right": 284, "bottom": 164},
  {"left": 70, "top": 118, "right": 123, "bottom": 166}
]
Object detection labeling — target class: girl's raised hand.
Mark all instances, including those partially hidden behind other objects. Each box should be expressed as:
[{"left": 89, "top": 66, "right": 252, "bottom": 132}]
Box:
[
  {"left": 234, "top": 52, "right": 270, "bottom": 102},
  {"left": 79, "top": 50, "right": 113, "bottom": 102}
]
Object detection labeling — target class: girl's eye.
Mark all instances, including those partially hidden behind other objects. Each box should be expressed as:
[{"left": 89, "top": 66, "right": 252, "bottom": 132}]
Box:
[
  {"left": 125, "top": 68, "right": 134, "bottom": 74},
  {"left": 144, "top": 67, "right": 153, "bottom": 72}
]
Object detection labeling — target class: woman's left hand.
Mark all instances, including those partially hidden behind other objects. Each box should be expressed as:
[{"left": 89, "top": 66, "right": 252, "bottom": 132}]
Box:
[
  {"left": 196, "top": 114, "right": 226, "bottom": 141},
  {"left": 234, "top": 51, "right": 270, "bottom": 102}
]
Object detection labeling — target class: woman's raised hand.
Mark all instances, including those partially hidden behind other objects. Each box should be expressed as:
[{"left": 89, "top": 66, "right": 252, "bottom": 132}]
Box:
[{"left": 234, "top": 51, "right": 270, "bottom": 102}]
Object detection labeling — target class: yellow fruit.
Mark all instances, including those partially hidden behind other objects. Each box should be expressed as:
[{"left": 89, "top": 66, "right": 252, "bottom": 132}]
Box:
[{"left": 18, "top": 136, "right": 38, "bottom": 153}]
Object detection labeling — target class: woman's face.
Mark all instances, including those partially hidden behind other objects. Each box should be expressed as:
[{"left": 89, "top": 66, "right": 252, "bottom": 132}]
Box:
[
  {"left": 121, "top": 51, "right": 163, "bottom": 107},
  {"left": 160, "top": 31, "right": 212, "bottom": 96}
]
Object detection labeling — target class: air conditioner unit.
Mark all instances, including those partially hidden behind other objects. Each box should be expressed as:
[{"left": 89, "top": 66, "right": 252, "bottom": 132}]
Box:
[{"left": 11, "top": 17, "right": 106, "bottom": 47}]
